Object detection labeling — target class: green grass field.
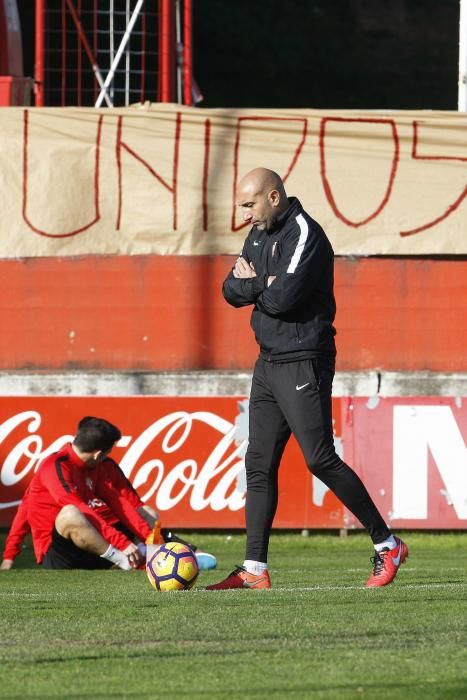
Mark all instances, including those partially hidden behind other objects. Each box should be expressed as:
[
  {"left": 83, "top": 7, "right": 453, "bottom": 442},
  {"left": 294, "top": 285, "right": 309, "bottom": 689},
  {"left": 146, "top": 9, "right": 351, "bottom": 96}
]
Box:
[{"left": 0, "top": 531, "right": 466, "bottom": 700}]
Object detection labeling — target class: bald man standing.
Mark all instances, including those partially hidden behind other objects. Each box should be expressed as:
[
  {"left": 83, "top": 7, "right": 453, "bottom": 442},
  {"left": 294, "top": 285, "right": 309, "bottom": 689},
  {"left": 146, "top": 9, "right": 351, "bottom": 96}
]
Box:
[{"left": 207, "top": 168, "right": 408, "bottom": 590}]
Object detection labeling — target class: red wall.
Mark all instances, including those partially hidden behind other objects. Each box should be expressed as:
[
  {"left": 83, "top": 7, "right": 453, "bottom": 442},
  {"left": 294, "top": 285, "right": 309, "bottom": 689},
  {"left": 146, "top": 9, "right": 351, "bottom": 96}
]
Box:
[{"left": 2, "top": 256, "right": 466, "bottom": 371}]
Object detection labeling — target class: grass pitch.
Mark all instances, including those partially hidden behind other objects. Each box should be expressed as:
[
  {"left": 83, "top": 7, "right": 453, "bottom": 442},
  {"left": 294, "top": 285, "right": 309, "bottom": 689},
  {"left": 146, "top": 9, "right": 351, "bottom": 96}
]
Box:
[{"left": 0, "top": 531, "right": 466, "bottom": 700}]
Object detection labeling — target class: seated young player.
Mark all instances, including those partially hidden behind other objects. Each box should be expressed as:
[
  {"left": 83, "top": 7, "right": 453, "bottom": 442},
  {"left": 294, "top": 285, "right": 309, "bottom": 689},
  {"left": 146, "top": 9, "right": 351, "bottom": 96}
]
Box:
[
  {"left": 23, "top": 416, "right": 150, "bottom": 570},
  {"left": 1, "top": 418, "right": 216, "bottom": 571}
]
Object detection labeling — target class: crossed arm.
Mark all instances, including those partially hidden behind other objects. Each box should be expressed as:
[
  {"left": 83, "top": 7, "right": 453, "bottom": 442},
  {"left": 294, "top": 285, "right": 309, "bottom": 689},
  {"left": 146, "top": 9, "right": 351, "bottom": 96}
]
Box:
[{"left": 232, "top": 256, "right": 276, "bottom": 287}]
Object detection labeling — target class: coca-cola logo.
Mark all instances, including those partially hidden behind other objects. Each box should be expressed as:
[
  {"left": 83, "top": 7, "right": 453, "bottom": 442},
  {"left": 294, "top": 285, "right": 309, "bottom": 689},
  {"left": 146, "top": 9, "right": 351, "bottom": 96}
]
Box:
[{"left": 0, "top": 409, "right": 248, "bottom": 513}]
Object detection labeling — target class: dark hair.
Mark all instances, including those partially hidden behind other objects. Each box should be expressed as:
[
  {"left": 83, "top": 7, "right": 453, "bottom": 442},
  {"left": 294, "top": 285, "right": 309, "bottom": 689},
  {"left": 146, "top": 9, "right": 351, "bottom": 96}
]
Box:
[{"left": 73, "top": 416, "right": 122, "bottom": 453}]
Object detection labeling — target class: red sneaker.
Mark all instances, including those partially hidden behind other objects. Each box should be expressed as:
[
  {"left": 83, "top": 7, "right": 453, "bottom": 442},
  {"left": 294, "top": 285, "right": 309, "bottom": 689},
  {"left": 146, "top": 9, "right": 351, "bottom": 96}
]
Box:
[
  {"left": 206, "top": 566, "right": 271, "bottom": 590},
  {"left": 365, "top": 536, "right": 409, "bottom": 588}
]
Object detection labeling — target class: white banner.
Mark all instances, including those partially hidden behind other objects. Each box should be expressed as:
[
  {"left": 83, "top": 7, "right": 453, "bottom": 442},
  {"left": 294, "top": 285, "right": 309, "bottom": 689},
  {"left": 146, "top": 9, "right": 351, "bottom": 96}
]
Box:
[{"left": 0, "top": 104, "right": 465, "bottom": 257}]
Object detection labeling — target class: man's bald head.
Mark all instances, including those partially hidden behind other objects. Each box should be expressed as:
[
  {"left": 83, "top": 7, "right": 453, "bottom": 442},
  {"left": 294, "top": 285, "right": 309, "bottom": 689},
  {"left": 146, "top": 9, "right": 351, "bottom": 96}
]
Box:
[
  {"left": 237, "top": 168, "right": 286, "bottom": 198},
  {"left": 236, "top": 168, "right": 289, "bottom": 231}
]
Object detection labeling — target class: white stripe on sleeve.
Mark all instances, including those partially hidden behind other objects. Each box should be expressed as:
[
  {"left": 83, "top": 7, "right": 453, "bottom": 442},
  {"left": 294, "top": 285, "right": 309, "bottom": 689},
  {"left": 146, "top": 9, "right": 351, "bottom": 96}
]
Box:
[{"left": 286, "top": 214, "right": 309, "bottom": 273}]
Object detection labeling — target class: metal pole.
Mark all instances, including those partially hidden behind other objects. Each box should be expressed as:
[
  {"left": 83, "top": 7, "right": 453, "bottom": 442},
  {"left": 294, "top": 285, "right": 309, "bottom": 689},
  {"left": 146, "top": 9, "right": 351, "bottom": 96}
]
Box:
[
  {"left": 175, "top": 0, "right": 182, "bottom": 104},
  {"left": 459, "top": 0, "right": 467, "bottom": 110},
  {"left": 35, "top": 0, "right": 45, "bottom": 106},
  {"left": 159, "top": 0, "right": 173, "bottom": 102},
  {"left": 77, "top": 0, "right": 82, "bottom": 105},
  {"left": 140, "top": 7, "right": 146, "bottom": 102},
  {"left": 183, "top": 0, "right": 192, "bottom": 105},
  {"left": 95, "top": 0, "right": 145, "bottom": 107},
  {"left": 61, "top": 0, "right": 67, "bottom": 104},
  {"left": 93, "top": 0, "right": 98, "bottom": 102},
  {"left": 110, "top": 0, "right": 115, "bottom": 102},
  {"left": 125, "top": 0, "right": 130, "bottom": 105}
]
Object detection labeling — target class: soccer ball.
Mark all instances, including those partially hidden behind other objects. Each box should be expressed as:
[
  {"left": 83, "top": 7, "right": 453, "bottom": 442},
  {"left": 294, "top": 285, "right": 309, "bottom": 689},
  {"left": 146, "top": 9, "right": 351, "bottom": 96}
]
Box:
[{"left": 146, "top": 542, "right": 199, "bottom": 591}]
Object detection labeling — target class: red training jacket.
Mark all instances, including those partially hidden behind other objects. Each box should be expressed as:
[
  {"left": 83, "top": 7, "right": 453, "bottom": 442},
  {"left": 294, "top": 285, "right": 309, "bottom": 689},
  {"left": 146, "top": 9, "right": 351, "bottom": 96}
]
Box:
[{"left": 26, "top": 443, "right": 151, "bottom": 563}]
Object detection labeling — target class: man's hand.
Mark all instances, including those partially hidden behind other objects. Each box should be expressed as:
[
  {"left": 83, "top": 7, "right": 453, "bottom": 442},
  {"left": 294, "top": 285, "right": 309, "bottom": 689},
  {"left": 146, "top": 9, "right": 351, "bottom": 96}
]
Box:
[
  {"left": 123, "top": 543, "right": 143, "bottom": 569},
  {"left": 0, "top": 559, "right": 14, "bottom": 570},
  {"left": 233, "top": 257, "right": 256, "bottom": 279}
]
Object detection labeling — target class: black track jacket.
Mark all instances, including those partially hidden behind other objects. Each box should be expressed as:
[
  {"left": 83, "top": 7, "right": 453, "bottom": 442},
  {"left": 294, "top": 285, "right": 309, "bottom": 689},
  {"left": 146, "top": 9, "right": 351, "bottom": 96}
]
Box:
[{"left": 223, "top": 197, "right": 337, "bottom": 361}]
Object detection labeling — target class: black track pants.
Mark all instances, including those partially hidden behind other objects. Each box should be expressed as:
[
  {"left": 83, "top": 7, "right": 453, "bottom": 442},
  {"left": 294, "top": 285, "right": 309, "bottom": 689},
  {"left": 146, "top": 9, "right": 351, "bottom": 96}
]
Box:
[{"left": 245, "top": 356, "right": 390, "bottom": 562}]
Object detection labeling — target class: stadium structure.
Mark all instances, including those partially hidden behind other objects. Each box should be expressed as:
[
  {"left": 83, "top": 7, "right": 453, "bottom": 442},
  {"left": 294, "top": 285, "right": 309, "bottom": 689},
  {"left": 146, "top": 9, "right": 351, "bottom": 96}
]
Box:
[{"left": 0, "top": 0, "right": 466, "bottom": 535}]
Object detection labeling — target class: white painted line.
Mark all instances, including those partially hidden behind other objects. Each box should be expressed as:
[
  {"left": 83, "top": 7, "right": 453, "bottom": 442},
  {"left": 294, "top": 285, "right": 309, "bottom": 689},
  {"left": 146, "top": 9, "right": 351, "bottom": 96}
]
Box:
[{"left": 195, "top": 581, "right": 467, "bottom": 593}]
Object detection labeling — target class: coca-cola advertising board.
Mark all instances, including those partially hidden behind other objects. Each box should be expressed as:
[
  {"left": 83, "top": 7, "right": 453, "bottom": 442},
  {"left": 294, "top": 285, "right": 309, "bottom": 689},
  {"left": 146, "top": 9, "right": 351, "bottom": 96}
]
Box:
[
  {"left": 0, "top": 397, "right": 344, "bottom": 529},
  {"left": 2, "top": 396, "right": 465, "bottom": 531}
]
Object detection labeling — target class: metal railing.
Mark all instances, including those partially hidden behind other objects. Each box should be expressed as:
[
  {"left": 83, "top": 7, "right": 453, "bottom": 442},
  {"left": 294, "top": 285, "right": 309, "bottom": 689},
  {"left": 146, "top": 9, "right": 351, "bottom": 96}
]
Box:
[{"left": 34, "top": 0, "right": 193, "bottom": 107}]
